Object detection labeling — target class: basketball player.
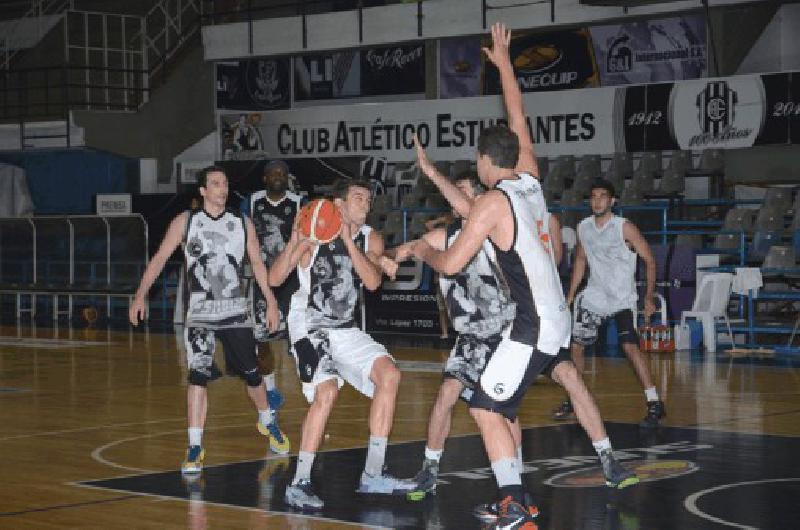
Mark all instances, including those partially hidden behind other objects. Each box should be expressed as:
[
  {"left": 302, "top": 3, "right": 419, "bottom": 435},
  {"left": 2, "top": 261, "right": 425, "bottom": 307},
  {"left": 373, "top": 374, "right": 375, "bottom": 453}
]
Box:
[
  {"left": 248, "top": 160, "right": 305, "bottom": 418},
  {"left": 269, "top": 179, "right": 415, "bottom": 511},
  {"left": 405, "top": 24, "right": 637, "bottom": 528},
  {"left": 393, "top": 173, "right": 521, "bottom": 503},
  {"left": 129, "top": 166, "right": 290, "bottom": 475},
  {"left": 553, "top": 178, "right": 666, "bottom": 427}
]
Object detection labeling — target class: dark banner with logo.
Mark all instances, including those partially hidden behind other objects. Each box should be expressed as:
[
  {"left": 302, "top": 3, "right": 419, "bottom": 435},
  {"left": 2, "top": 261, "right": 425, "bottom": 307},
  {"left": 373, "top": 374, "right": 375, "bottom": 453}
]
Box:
[
  {"left": 363, "top": 261, "right": 440, "bottom": 335},
  {"left": 294, "top": 51, "right": 361, "bottom": 101},
  {"left": 484, "top": 28, "right": 599, "bottom": 94},
  {"left": 592, "top": 15, "right": 707, "bottom": 86},
  {"left": 439, "top": 37, "right": 482, "bottom": 99},
  {"left": 216, "top": 58, "right": 291, "bottom": 110},
  {"left": 360, "top": 42, "right": 426, "bottom": 96}
]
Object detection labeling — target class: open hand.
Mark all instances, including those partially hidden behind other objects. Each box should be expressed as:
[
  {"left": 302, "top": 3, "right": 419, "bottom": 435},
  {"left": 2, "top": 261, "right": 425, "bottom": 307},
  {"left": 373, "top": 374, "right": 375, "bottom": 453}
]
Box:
[{"left": 482, "top": 22, "right": 512, "bottom": 68}]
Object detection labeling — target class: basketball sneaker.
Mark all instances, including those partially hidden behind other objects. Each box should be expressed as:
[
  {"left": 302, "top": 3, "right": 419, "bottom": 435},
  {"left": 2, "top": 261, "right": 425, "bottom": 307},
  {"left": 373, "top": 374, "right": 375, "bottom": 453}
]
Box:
[
  {"left": 181, "top": 445, "right": 205, "bottom": 475},
  {"left": 488, "top": 496, "right": 539, "bottom": 529},
  {"left": 284, "top": 479, "right": 324, "bottom": 511},
  {"left": 414, "top": 458, "right": 440, "bottom": 493},
  {"left": 357, "top": 468, "right": 417, "bottom": 495},
  {"left": 552, "top": 399, "right": 575, "bottom": 421},
  {"left": 600, "top": 449, "right": 639, "bottom": 489},
  {"left": 473, "top": 492, "right": 539, "bottom": 523},
  {"left": 266, "top": 388, "right": 285, "bottom": 410},
  {"left": 639, "top": 400, "right": 666, "bottom": 428},
  {"left": 257, "top": 419, "right": 290, "bottom": 454}
]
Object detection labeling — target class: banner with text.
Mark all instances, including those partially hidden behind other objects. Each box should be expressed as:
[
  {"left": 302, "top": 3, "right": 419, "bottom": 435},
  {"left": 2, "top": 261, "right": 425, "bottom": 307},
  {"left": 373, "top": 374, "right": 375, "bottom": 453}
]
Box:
[
  {"left": 216, "top": 58, "right": 291, "bottom": 111},
  {"left": 591, "top": 15, "right": 707, "bottom": 86},
  {"left": 484, "top": 28, "right": 599, "bottom": 94},
  {"left": 219, "top": 71, "right": 800, "bottom": 161},
  {"left": 219, "top": 88, "right": 617, "bottom": 161}
]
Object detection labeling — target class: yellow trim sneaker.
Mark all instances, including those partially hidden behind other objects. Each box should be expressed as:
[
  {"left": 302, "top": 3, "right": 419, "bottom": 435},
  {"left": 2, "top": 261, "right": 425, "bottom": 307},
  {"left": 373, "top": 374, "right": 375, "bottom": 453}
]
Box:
[
  {"left": 181, "top": 445, "right": 205, "bottom": 475},
  {"left": 258, "top": 420, "right": 290, "bottom": 455}
]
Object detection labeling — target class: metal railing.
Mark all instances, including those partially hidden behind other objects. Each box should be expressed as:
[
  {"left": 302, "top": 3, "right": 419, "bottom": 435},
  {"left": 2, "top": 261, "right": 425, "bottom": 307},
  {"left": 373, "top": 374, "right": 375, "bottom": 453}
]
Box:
[{"left": 0, "top": 0, "right": 73, "bottom": 70}]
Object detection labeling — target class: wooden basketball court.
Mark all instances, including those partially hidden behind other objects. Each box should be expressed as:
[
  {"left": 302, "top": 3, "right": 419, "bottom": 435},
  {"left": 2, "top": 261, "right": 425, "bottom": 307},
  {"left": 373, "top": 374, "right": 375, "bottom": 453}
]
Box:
[{"left": 1, "top": 323, "right": 799, "bottom": 529}]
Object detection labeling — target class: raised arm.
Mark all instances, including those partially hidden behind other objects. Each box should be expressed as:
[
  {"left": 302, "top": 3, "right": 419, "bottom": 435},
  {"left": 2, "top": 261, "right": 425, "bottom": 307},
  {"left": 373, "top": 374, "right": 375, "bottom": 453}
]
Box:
[
  {"left": 129, "top": 212, "right": 187, "bottom": 325},
  {"left": 414, "top": 135, "right": 473, "bottom": 218},
  {"left": 623, "top": 220, "right": 656, "bottom": 319},
  {"left": 245, "top": 217, "right": 279, "bottom": 332},
  {"left": 483, "top": 22, "right": 538, "bottom": 177}
]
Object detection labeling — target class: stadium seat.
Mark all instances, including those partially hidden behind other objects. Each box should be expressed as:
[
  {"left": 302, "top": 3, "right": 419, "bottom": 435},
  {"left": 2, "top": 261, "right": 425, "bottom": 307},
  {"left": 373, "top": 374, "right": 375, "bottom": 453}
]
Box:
[
  {"left": 723, "top": 208, "right": 755, "bottom": 232},
  {"left": 762, "top": 246, "right": 796, "bottom": 268}
]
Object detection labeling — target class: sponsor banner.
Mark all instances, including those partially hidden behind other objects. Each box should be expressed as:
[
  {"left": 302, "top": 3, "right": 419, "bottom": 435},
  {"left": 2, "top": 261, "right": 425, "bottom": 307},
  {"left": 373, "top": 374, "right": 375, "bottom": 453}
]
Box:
[
  {"left": 225, "top": 89, "right": 615, "bottom": 161},
  {"left": 216, "top": 58, "right": 291, "bottom": 111},
  {"left": 360, "top": 42, "right": 426, "bottom": 96},
  {"left": 669, "top": 75, "right": 766, "bottom": 150},
  {"left": 592, "top": 15, "right": 707, "bottom": 86},
  {"left": 484, "top": 28, "right": 599, "bottom": 94},
  {"left": 294, "top": 51, "right": 361, "bottom": 101},
  {"left": 364, "top": 261, "right": 439, "bottom": 335},
  {"left": 439, "top": 37, "right": 482, "bottom": 99}
]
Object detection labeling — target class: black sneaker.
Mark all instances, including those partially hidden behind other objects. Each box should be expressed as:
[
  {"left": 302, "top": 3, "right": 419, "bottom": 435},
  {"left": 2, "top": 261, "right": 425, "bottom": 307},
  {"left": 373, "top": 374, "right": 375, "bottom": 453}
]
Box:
[
  {"left": 599, "top": 449, "right": 639, "bottom": 489},
  {"left": 412, "top": 458, "right": 439, "bottom": 494},
  {"left": 552, "top": 399, "right": 574, "bottom": 421},
  {"left": 639, "top": 400, "right": 666, "bottom": 428},
  {"left": 488, "top": 496, "right": 539, "bottom": 529},
  {"left": 474, "top": 493, "right": 539, "bottom": 523}
]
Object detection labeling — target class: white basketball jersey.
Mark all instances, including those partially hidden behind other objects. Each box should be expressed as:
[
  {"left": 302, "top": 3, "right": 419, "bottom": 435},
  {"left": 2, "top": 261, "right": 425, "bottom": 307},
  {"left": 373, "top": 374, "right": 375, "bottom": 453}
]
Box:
[
  {"left": 577, "top": 215, "right": 638, "bottom": 315},
  {"left": 493, "top": 173, "right": 570, "bottom": 354},
  {"left": 183, "top": 209, "right": 250, "bottom": 328}
]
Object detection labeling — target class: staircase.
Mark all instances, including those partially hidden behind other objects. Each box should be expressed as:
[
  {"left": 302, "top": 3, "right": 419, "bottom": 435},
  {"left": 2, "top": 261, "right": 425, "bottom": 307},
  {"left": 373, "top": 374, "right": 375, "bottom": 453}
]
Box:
[{"left": 1, "top": 0, "right": 203, "bottom": 151}]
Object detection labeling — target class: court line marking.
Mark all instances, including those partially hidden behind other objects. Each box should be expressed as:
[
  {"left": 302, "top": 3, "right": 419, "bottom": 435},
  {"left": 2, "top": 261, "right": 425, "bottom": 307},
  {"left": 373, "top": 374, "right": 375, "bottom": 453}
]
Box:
[
  {"left": 0, "top": 495, "right": 138, "bottom": 517},
  {"left": 69, "top": 481, "right": 391, "bottom": 529},
  {"left": 0, "top": 402, "right": 387, "bottom": 442},
  {"left": 683, "top": 477, "right": 800, "bottom": 529}
]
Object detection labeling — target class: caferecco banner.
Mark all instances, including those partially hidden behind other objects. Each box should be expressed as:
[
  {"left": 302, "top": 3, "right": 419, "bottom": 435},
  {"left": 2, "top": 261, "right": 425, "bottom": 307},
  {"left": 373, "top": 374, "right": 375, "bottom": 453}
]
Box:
[
  {"left": 294, "top": 42, "right": 425, "bottom": 101},
  {"left": 219, "top": 71, "right": 800, "bottom": 161}
]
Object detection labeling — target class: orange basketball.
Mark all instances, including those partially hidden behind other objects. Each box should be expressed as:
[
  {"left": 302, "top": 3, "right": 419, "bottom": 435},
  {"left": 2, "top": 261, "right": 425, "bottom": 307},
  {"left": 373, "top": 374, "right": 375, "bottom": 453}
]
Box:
[{"left": 297, "top": 198, "right": 343, "bottom": 243}]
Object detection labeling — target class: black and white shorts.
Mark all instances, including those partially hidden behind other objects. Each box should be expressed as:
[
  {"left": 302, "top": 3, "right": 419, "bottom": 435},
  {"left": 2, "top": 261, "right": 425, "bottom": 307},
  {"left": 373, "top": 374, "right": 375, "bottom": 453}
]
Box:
[
  {"left": 182, "top": 326, "right": 261, "bottom": 387},
  {"left": 443, "top": 333, "right": 500, "bottom": 398},
  {"left": 252, "top": 272, "right": 298, "bottom": 343},
  {"left": 466, "top": 333, "right": 571, "bottom": 421},
  {"left": 572, "top": 299, "right": 639, "bottom": 347},
  {"left": 291, "top": 327, "right": 393, "bottom": 403}
]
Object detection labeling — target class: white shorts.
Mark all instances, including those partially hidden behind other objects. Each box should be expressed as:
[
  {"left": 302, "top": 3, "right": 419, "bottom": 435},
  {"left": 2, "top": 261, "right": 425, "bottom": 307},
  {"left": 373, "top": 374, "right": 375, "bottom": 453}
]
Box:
[{"left": 291, "top": 327, "right": 393, "bottom": 403}]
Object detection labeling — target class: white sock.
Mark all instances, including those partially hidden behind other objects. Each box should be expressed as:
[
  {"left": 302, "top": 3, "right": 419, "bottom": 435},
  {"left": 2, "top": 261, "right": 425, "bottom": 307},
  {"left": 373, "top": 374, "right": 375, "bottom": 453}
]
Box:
[
  {"left": 425, "top": 447, "right": 443, "bottom": 462},
  {"left": 592, "top": 437, "right": 612, "bottom": 456},
  {"left": 258, "top": 409, "right": 274, "bottom": 427},
  {"left": 293, "top": 451, "right": 315, "bottom": 484},
  {"left": 516, "top": 445, "right": 523, "bottom": 471},
  {"left": 491, "top": 457, "right": 521, "bottom": 487},
  {"left": 264, "top": 373, "right": 276, "bottom": 391},
  {"left": 364, "top": 436, "right": 388, "bottom": 476},
  {"left": 188, "top": 427, "right": 203, "bottom": 447},
  {"left": 644, "top": 386, "right": 659, "bottom": 402}
]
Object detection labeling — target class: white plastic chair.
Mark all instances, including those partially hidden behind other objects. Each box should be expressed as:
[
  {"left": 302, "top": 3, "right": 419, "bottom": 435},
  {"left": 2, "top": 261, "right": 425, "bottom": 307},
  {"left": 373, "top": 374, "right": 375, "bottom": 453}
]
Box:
[{"left": 680, "top": 273, "right": 734, "bottom": 353}]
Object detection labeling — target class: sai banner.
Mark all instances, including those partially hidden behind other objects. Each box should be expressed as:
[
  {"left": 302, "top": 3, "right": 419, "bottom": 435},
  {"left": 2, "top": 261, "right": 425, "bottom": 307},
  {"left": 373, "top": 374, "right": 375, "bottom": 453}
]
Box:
[{"left": 591, "top": 15, "right": 706, "bottom": 86}]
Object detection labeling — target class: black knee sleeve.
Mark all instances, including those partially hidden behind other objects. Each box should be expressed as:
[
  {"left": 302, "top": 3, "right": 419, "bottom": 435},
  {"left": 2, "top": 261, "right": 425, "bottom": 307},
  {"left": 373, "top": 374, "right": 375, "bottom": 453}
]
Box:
[{"left": 244, "top": 368, "right": 262, "bottom": 387}]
